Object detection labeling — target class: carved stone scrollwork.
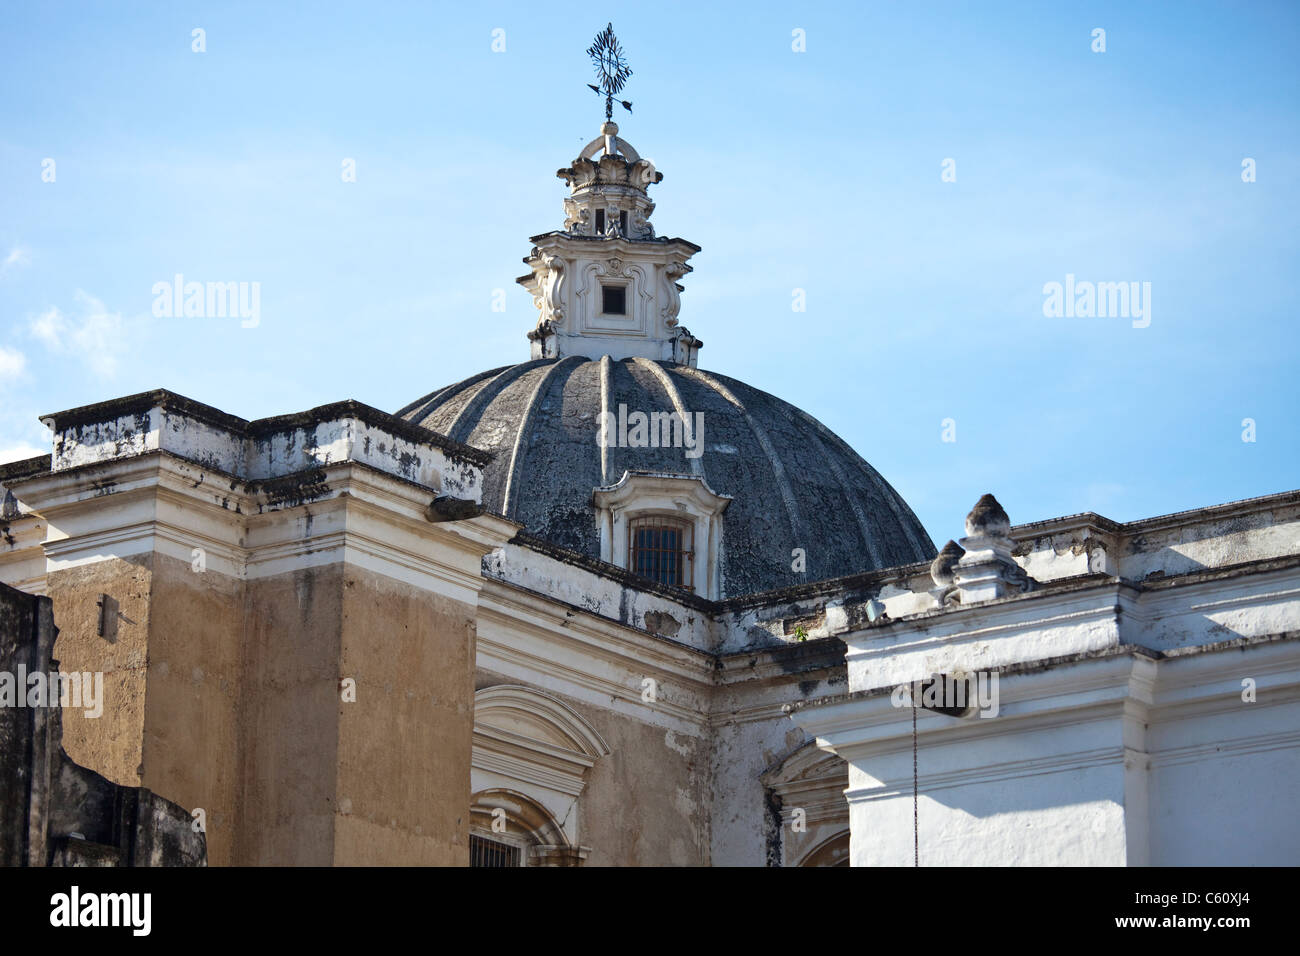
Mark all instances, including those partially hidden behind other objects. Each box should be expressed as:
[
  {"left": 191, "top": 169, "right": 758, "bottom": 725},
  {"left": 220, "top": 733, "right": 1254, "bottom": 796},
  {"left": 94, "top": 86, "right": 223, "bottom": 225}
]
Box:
[
  {"left": 564, "top": 204, "right": 590, "bottom": 234},
  {"left": 541, "top": 255, "right": 566, "bottom": 326},
  {"left": 661, "top": 260, "right": 686, "bottom": 327},
  {"left": 631, "top": 208, "right": 654, "bottom": 239}
]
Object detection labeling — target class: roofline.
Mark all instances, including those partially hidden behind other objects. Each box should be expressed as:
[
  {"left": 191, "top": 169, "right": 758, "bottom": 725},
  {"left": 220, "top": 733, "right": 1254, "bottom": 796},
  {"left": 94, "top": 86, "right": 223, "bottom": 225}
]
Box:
[
  {"left": 525, "top": 231, "right": 703, "bottom": 252},
  {"left": 41, "top": 389, "right": 492, "bottom": 468},
  {"left": 785, "top": 628, "right": 1300, "bottom": 715},
  {"left": 0, "top": 455, "right": 53, "bottom": 483}
]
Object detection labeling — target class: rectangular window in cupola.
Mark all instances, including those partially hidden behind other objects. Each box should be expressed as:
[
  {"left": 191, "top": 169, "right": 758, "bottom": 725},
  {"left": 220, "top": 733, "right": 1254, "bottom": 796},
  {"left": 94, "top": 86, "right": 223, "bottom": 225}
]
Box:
[{"left": 602, "top": 284, "right": 627, "bottom": 316}]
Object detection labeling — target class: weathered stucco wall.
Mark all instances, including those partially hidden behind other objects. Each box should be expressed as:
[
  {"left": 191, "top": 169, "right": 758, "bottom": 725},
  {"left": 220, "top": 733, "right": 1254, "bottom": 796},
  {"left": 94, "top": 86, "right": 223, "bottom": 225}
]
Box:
[
  {"left": 139, "top": 552, "right": 243, "bottom": 865},
  {"left": 234, "top": 563, "right": 343, "bottom": 864},
  {"left": 0, "top": 580, "right": 206, "bottom": 867},
  {"left": 3, "top": 390, "right": 503, "bottom": 866},
  {"left": 335, "top": 567, "right": 477, "bottom": 865},
  {"left": 8, "top": 386, "right": 1298, "bottom": 868},
  {"left": 710, "top": 641, "right": 848, "bottom": 867},
  {"left": 43, "top": 556, "right": 153, "bottom": 788}
]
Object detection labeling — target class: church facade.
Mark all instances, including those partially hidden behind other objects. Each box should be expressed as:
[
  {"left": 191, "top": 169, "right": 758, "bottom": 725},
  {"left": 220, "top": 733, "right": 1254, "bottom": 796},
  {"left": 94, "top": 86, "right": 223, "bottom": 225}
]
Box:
[{"left": 1, "top": 120, "right": 1297, "bottom": 866}]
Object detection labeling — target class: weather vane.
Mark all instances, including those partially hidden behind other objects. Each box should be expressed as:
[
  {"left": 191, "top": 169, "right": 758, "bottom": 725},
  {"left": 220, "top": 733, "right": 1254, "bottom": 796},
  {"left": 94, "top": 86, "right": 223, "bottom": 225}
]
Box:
[{"left": 586, "top": 23, "right": 632, "bottom": 122}]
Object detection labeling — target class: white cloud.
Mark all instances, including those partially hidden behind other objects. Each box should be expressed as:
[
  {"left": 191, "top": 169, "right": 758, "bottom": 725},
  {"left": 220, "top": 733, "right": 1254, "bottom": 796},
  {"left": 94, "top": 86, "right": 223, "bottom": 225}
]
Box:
[
  {"left": 29, "top": 307, "right": 64, "bottom": 349},
  {"left": 28, "top": 291, "right": 126, "bottom": 379},
  {"left": 1, "top": 246, "right": 31, "bottom": 276},
  {"left": 0, "top": 346, "right": 26, "bottom": 384},
  {"left": 0, "top": 442, "right": 46, "bottom": 465}
]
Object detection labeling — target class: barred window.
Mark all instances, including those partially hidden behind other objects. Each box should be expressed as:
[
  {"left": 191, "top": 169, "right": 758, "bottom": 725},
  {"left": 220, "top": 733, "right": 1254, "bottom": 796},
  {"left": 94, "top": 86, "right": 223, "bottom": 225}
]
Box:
[
  {"left": 629, "top": 516, "right": 693, "bottom": 591},
  {"left": 470, "top": 834, "right": 522, "bottom": 868}
]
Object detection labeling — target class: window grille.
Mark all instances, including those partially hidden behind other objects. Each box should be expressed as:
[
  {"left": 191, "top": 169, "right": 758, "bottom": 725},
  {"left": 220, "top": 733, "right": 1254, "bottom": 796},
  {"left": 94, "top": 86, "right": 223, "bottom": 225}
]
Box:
[
  {"left": 470, "top": 834, "right": 521, "bottom": 867},
  {"left": 629, "top": 517, "right": 693, "bottom": 590}
]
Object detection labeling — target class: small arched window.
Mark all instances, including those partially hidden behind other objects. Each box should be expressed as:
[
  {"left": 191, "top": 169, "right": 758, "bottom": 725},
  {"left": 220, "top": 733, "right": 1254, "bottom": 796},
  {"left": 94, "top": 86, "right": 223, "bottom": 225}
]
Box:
[{"left": 629, "top": 515, "right": 693, "bottom": 590}]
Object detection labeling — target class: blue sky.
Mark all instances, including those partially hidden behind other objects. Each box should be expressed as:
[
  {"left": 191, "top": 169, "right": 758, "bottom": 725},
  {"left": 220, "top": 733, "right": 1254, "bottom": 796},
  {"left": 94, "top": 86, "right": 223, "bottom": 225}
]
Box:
[{"left": 1, "top": 1, "right": 1297, "bottom": 546}]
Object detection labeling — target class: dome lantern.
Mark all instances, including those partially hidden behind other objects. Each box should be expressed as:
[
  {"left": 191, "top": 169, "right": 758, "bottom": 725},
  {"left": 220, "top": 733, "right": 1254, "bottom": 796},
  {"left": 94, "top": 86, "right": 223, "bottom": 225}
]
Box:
[{"left": 516, "top": 27, "right": 702, "bottom": 366}]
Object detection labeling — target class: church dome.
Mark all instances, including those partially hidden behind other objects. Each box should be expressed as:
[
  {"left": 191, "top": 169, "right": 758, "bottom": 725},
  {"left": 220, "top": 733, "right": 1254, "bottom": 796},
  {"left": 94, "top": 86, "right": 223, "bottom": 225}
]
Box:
[
  {"left": 398, "top": 357, "right": 934, "bottom": 597},
  {"left": 399, "top": 119, "right": 933, "bottom": 597}
]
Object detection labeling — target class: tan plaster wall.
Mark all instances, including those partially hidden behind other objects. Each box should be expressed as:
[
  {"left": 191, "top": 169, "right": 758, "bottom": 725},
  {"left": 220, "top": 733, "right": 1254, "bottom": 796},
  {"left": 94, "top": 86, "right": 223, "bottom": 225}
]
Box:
[
  {"left": 581, "top": 710, "right": 710, "bottom": 865},
  {"left": 44, "top": 556, "right": 152, "bottom": 787},
  {"left": 43, "top": 552, "right": 693, "bottom": 867},
  {"left": 234, "top": 562, "right": 478, "bottom": 866},
  {"left": 140, "top": 553, "right": 243, "bottom": 865},
  {"left": 335, "top": 568, "right": 477, "bottom": 865},
  {"left": 235, "top": 563, "right": 343, "bottom": 865}
]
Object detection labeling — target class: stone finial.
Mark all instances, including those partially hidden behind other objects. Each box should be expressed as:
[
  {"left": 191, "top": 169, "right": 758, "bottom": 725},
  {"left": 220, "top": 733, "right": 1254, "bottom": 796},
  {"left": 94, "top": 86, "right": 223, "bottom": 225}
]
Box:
[
  {"left": 930, "top": 539, "right": 965, "bottom": 588},
  {"left": 965, "top": 493, "right": 1011, "bottom": 537},
  {"left": 953, "top": 493, "right": 1032, "bottom": 603},
  {"left": 602, "top": 121, "right": 620, "bottom": 156}
]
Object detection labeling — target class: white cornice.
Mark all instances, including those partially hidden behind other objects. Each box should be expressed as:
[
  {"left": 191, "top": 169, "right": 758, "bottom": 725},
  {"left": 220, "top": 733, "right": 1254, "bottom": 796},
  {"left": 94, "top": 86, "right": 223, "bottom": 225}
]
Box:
[
  {"left": 477, "top": 583, "right": 712, "bottom": 734},
  {"left": 13, "top": 451, "right": 514, "bottom": 605}
]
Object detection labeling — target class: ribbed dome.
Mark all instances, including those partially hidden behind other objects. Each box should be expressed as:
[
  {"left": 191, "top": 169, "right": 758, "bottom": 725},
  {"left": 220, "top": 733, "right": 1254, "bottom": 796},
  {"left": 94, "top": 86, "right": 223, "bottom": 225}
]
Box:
[{"left": 398, "top": 357, "right": 934, "bottom": 597}]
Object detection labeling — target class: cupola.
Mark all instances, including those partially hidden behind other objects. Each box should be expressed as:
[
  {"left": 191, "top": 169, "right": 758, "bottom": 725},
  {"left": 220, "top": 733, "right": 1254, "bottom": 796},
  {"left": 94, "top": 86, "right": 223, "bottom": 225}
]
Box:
[{"left": 517, "top": 121, "right": 702, "bottom": 366}]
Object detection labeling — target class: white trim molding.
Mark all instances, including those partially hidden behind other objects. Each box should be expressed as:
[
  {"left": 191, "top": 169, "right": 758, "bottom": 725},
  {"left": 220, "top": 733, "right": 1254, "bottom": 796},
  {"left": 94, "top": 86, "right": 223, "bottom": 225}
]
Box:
[
  {"left": 471, "top": 684, "right": 610, "bottom": 856},
  {"left": 593, "top": 471, "right": 730, "bottom": 599}
]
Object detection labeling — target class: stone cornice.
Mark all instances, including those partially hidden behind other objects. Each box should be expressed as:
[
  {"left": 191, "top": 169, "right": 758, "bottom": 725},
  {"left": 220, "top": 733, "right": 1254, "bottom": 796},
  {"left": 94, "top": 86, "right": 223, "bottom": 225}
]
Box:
[
  {"left": 1015, "top": 487, "right": 1300, "bottom": 538},
  {"left": 526, "top": 231, "right": 702, "bottom": 254},
  {"left": 712, "top": 560, "right": 932, "bottom": 614},
  {"left": 479, "top": 576, "right": 716, "bottom": 681},
  {"left": 43, "top": 388, "right": 246, "bottom": 432},
  {"left": 0, "top": 455, "right": 52, "bottom": 483},
  {"left": 39, "top": 388, "right": 492, "bottom": 476},
  {"left": 714, "top": 637, "right": 847, "bottom": 686},
  {"left": 789, "top": 631, "right": 1300, "bottom": 741},
  {"left": 11, "top": 451, "right": 513, "bottom": 608},
  {"left": 507, "top": 529, "right": 715, "bottom": 612}
]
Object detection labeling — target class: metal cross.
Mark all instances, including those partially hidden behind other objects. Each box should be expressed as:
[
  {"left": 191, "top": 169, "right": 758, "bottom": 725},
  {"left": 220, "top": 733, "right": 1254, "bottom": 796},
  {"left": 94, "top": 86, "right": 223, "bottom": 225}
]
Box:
[{"left": 586, "top": 23, "right": 633, "bottom": 122}]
